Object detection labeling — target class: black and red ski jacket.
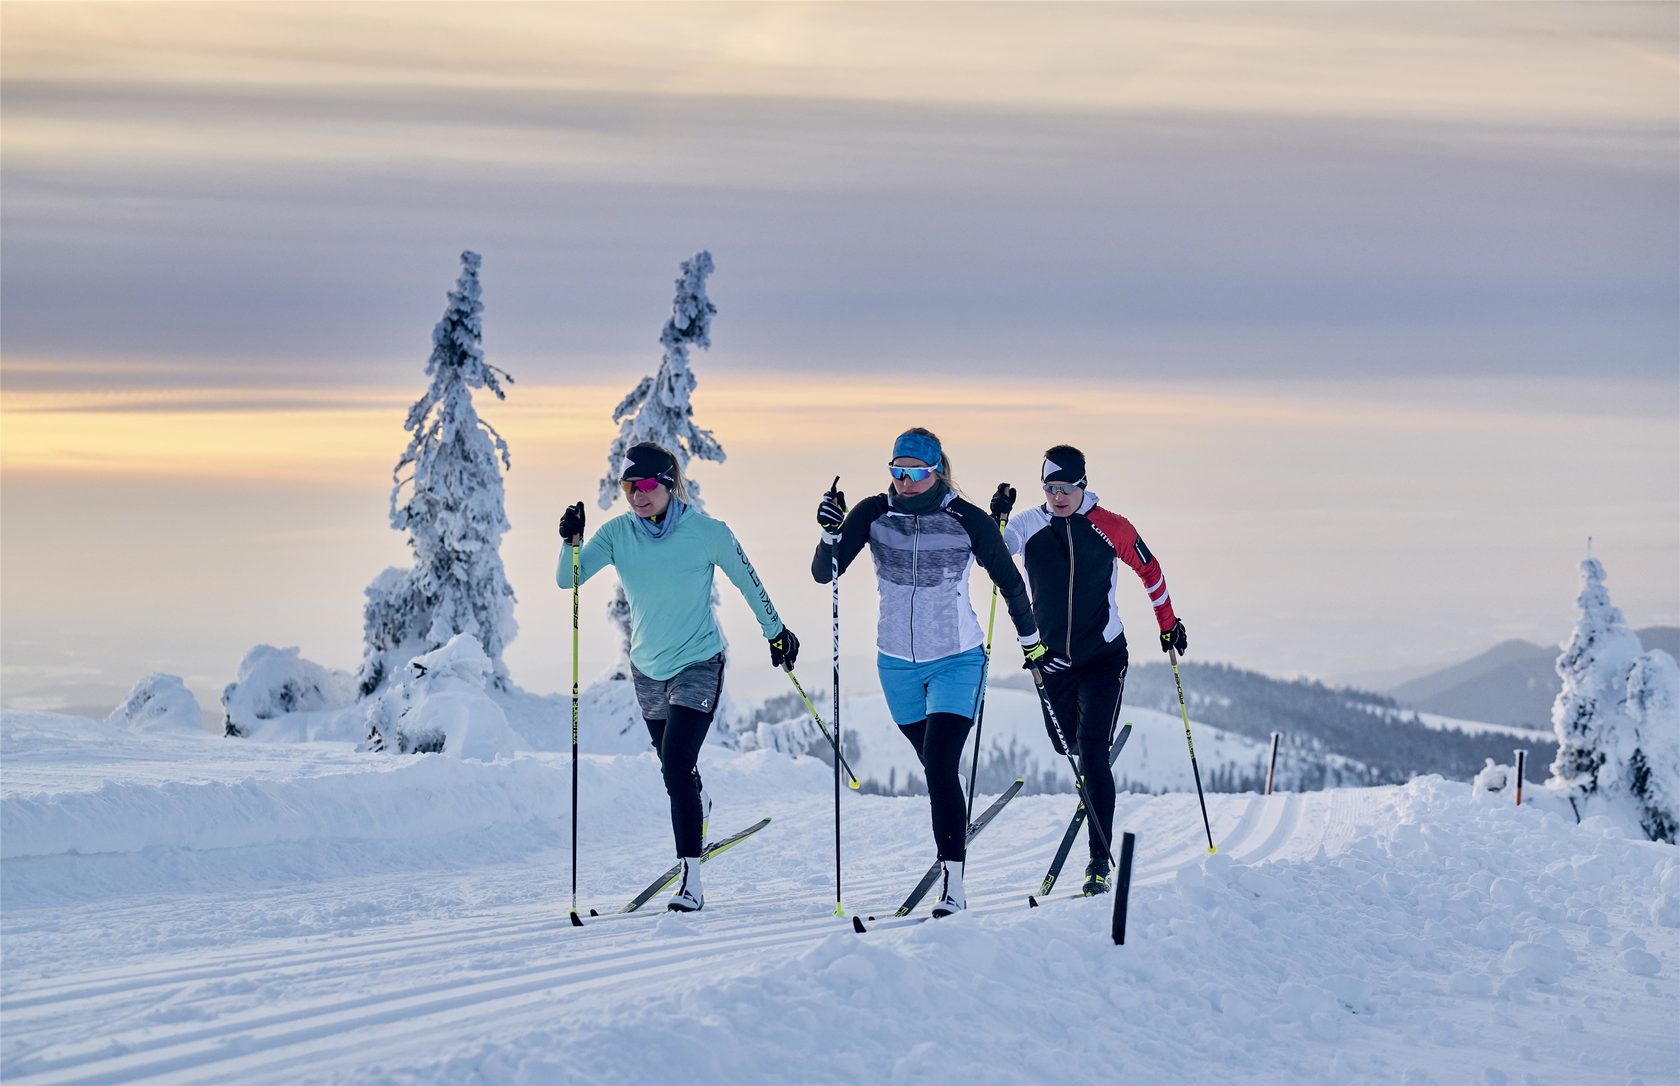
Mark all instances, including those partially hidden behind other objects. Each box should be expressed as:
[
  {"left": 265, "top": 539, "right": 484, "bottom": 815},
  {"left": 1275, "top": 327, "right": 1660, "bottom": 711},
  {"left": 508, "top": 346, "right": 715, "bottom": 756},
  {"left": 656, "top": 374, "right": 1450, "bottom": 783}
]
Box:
[{"left": 1002, "top": 490, "right": 1177, "bottom": 664}]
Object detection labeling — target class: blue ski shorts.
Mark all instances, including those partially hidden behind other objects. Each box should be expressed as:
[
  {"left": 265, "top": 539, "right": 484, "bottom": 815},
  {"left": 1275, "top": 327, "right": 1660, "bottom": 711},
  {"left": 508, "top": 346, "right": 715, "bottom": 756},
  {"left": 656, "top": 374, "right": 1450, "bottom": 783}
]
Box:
[{"left": 877, "top": 646, "right": 986, "bottom": 725}]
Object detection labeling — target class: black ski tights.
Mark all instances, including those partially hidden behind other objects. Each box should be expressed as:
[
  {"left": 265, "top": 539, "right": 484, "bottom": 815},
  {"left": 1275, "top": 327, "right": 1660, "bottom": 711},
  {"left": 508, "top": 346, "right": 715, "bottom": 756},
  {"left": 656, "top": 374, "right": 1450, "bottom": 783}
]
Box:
[
  {"left": 898, "top": 712, "right": 973, "bottom": 862},
  {"left": 644, "top": 704, "right": 714, "bottom": 858},
  {"left": 1043, "top": 652, "right": 1127, "bottom": 863}
]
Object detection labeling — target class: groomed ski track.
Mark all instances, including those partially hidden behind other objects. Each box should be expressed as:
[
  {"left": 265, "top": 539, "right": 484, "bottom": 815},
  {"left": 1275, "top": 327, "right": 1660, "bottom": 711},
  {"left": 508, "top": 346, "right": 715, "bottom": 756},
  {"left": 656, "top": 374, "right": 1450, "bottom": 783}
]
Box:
[{"left": 3, "top": 788, "right": 1375, "bottom": 1085}]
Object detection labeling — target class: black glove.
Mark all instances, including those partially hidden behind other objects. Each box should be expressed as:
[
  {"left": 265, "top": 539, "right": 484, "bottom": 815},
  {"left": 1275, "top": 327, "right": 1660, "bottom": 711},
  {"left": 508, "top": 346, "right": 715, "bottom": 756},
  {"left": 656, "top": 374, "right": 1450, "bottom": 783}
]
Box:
[
  {"left": 1022, "top": 641, "right": 1071, "bottom": 675},
  {"left": 559, "top": 502, "right": 585, "bottom": 543},
  {"left": 769, "top": 626, "right": 800, "bottom": 669},
  {"left": 1160, "top": 619, "right": 1187, "bottom": 655},
  {"left": 817, "top": 478, "right": 847, "bottom": 534},
  {"left": 989, "top": 483, "right": 1017, "bottom": 521}
]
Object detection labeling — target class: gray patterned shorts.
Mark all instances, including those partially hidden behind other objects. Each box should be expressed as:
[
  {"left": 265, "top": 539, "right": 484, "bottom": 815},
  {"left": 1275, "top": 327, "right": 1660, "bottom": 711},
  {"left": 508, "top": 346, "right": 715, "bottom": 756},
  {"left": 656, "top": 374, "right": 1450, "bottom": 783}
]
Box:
[{"left": 630, "top": 652, "right": 725, "bottom": 720}]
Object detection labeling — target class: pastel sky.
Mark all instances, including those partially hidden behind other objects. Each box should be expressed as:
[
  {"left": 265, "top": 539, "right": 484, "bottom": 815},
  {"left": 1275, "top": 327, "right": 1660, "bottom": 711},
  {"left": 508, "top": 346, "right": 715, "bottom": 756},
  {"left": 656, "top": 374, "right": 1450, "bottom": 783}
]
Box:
[{"left": 3, "top": 3, "right": 1676, "bottom": 714}]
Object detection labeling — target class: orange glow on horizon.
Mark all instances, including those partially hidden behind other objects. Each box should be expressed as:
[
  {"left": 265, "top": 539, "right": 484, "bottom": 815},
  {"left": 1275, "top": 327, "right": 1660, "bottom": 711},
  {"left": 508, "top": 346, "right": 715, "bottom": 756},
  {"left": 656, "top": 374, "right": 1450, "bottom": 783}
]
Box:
[{"left": 0, "top": 372, "right": 1642, "bottom": 484}]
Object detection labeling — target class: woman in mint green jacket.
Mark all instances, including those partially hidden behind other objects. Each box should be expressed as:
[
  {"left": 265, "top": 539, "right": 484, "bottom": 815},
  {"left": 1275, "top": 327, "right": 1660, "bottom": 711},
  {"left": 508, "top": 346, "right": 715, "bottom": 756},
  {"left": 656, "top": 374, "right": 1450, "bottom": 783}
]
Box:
[{"left": 558, "top": 442, "right": 798, "bottom": 912}]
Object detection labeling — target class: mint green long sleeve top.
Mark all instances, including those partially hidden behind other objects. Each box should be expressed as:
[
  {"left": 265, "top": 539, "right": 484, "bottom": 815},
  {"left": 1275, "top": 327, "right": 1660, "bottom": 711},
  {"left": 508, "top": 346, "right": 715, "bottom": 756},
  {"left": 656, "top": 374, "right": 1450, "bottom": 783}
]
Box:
[{"left": 557, "top": 509, "right": 783, "bottom": 681}]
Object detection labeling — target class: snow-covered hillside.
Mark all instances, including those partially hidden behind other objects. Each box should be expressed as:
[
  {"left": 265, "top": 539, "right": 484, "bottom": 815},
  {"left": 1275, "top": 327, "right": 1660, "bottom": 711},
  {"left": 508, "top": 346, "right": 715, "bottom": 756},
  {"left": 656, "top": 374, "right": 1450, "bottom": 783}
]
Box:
[
  {"left": 792, "top": 684, "right": 1272, "bottom": 796},
  {"left": 2, "top": 710, "right": 1675, "bottom": 1085}
]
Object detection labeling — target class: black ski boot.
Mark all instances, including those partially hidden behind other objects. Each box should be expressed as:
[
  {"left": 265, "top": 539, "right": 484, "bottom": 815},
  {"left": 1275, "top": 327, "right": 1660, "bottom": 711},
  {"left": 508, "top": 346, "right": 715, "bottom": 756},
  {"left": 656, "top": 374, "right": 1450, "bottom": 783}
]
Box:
[{"left": 1082, "top": 858, "right": 1111, "bottom": 896}]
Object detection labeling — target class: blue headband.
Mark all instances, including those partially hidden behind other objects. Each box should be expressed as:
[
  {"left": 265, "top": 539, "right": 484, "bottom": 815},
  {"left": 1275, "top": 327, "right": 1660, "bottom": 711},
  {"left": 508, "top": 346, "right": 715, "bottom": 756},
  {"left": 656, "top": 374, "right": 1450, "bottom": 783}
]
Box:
[{"left": 891, "top": 432, "right": 942, "bottom": 470}]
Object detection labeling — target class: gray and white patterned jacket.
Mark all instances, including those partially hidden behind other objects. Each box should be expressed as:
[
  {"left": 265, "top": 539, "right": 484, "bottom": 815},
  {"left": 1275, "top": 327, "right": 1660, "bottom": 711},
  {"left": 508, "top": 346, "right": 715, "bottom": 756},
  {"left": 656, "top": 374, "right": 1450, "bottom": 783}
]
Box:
[{"left": 813, "top": 487, "right": 1038, "bottom": 662}]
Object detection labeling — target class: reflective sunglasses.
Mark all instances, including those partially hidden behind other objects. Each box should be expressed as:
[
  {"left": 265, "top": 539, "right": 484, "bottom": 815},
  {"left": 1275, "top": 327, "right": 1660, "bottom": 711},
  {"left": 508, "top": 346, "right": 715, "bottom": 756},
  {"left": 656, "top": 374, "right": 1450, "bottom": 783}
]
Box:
[
  {"left": 888, "top": 465, "right": 938, "bottom": 482},
  {"left": 1042, "top": 481, "right": 1084, "bottom": 496},
  {"left": 620, "top": 477, "right": 665, "bottom": 494}
]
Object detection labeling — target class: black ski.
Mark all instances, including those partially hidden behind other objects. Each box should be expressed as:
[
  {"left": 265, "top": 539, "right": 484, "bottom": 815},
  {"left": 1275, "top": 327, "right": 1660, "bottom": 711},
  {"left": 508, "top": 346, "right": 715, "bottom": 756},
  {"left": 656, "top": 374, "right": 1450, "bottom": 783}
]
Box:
[
  {"left": 618, "top": 817, "right": 772, "bottom": 914},
  {"left": 858, "top": 778, "right": 1024, "bottom": 927},
  {"left": 853, "top": 912, "right": 933, "bottom": 933},
  {"left": 1110, "top": 830, "right": 1137, "bottom": 945},
  {"left": 851, "top": 778, "right": 1023, "bottom": 932},
  {"left": 1036, "top": 723, "right": 1132, "bottom": 899}
]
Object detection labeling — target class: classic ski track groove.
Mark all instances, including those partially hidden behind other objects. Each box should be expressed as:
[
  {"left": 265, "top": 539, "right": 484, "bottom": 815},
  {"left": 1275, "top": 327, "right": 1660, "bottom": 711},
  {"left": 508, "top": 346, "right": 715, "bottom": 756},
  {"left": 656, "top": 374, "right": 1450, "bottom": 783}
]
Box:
[
  {"left": 1, "top": 865, "right": 918, "bottom": 1013},
  {"left": 0, "top": 789, "right": 1350, "bottom": 1085},
  {"left": 6, "top": 882, "right": 1047, "bottom": 1086}
]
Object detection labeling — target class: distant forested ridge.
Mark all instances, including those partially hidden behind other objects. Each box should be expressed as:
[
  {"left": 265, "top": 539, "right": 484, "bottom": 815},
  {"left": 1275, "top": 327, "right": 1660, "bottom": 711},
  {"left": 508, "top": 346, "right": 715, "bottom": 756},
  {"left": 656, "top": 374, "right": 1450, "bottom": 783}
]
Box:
[{"left": 1120, "top": 661, "right": 1555, "bottom": 790}]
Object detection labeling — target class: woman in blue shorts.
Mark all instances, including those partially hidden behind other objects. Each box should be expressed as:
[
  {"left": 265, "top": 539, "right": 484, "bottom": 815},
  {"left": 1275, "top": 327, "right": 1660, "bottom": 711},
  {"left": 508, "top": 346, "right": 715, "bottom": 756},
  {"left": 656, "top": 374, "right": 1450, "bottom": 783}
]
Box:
[{"left": 813, "top": 428, "right": 1048, "bottom": 916}]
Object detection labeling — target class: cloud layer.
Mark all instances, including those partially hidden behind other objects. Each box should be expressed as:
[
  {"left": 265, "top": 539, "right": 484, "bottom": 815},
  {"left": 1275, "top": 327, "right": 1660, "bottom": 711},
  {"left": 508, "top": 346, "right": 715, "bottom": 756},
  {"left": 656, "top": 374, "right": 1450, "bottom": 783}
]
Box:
[{"left": 3, "top": 3, "right": 1676, "bottom": 389}]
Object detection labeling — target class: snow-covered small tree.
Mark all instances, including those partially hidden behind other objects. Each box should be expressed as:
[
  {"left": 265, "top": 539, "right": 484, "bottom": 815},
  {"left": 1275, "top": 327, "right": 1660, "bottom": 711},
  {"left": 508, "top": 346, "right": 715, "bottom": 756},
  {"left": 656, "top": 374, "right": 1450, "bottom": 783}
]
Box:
[
  {"left": 595, "top": 250, "right": 726, "bottom": 677},
  {"left": 223, "top": 645, "right": 356, "bottom": 738},
  {"left": 1623, "top": 650, "right": 1680, "bottom": 843},
  {"left": 358, "top": 250, "right": 518, "bottom": 696},
  {"left": 361, "top": 633, "right": 526, "bottom": 760},
  {"left": 1549, "top": 555, "right": 1643, "bottom": 808},
  {"left": 107, "top": 673, "right": 205, "bottom": 735}
]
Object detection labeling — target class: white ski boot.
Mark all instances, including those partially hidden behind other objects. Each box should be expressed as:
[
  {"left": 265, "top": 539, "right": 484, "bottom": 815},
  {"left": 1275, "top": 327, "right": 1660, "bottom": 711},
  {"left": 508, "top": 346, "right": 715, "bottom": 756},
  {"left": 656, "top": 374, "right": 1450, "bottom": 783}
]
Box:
[
  {"left": 930, "top": 860, "right": 966, "bottom": 917},
  {"left": 667, "top": 856, "right": 704, "bottom": 912}
]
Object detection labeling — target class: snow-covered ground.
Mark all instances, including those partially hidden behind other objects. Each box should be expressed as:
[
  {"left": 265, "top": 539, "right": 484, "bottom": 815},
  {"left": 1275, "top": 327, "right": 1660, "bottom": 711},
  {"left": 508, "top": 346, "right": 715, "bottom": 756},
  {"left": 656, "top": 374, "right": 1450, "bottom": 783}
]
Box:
[{"left": 3, "top": 710, "right": 1676, "bottom": 1085}]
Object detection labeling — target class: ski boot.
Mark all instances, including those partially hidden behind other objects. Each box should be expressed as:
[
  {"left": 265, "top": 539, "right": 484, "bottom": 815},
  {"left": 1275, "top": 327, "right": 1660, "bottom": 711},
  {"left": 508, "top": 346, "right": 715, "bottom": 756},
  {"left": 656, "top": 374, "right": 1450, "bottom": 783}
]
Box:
[
  {"left": 667, "top": 856, "right": 704, "bottom": 912},
  {"left": 931, "top": 860, "right": 967, "bottom": 917},
  {"left": 1082, "top": 857, "right": 1111, "bottom": 896}
]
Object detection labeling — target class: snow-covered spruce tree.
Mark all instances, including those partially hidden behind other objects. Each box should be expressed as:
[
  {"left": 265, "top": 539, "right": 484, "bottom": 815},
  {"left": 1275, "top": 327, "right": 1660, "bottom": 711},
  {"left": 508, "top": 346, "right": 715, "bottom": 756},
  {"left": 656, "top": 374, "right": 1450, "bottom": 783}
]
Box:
[
  {"left": 594, "top": 250, "right": 725, "bottom": 678},
  {"left": 1548, "top": 555, "right": 1643, "bottom": 813},
  {"left": 1622, "top": 649, "right": 1680, "bottom": 843},
  {"left": 358, "top": 251, "right": 517, "bottom": 696}
]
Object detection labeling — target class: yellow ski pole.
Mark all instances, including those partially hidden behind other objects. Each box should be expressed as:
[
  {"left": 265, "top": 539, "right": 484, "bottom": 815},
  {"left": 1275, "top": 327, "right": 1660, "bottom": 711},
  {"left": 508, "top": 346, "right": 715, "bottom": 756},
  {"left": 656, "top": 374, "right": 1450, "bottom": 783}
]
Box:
[
  {"left": 568, "top": 537, "right": 584, "bottom": 925},
  {"left": 1169, "top": 647, "right": 1217, "bottom": 853},
  {"left": 784, "top": 666, "right": 862, "bottom": 791}
]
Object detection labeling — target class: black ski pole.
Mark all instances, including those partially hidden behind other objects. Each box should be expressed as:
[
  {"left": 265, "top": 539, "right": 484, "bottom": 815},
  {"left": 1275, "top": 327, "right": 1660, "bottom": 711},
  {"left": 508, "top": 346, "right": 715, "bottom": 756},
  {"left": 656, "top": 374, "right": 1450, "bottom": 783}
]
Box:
[
  {"left": 1169, "top": 648, "right": 1217, "bottom": 853},
  {"left": 830, "top": 477, "right": 844, "bottom": 917},
  {"left": 568, "top": 537, "right": 584, "bottom": 926}
]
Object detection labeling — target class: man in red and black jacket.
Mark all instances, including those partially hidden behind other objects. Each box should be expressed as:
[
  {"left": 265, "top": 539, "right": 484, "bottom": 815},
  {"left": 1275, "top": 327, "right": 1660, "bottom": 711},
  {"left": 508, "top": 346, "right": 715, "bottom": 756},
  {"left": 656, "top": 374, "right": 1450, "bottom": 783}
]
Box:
[{"left": 1000, "top": 444, "right": 1189, "bottom": 895}]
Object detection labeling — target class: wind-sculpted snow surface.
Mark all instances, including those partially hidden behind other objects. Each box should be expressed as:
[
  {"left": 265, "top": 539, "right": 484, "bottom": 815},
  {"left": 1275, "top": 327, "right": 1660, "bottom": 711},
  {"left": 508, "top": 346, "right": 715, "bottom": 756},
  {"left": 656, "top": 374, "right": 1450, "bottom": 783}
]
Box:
[{"left": 1, "top": 711, "right": 1675, "bottom": 1084}]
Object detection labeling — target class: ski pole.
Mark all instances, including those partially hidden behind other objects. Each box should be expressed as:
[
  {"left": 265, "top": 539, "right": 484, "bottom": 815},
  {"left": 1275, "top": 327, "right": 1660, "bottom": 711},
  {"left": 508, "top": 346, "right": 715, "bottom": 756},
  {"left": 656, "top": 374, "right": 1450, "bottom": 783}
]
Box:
[
  {"left": 1030, "top": 667, "right": 1117, "bottom": 867},
  {"left": 568, "top": 537, "right": 584, "bottom": 926},
  {"left": 783, "top": 667, "right": 862, "bottom": 790},
  {"left": 829, "top": 476, "right": 844, "bottom": 917},
  {"left": 964, "top": 585, "right": 999, "bottom": 823},
  {"left": 965, "top": 508, "right": 1008, "bottom": 823},
  {"left": 1169, "top": 648, "right": 1217, "bottom": 853}
]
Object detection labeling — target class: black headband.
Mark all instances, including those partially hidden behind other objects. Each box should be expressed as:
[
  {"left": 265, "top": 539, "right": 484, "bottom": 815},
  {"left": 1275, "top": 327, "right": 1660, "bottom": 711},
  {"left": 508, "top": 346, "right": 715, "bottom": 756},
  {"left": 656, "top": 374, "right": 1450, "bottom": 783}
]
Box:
[
  {"left": 621, "top": 444, "right": 677, "bottom": 486},
  {"left": 1041, "top": 450, "right": 1087, "bottom": 486}
]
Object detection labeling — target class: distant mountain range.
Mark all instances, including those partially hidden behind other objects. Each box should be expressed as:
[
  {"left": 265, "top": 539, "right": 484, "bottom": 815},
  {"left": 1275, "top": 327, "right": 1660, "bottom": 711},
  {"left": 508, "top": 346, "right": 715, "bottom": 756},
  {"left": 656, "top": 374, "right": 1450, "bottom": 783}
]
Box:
[
  {"left": 986, "top": 659, "right": 1544, "bottom": 792},
  {"left": 1386, "top": 627, "right": 1680, "bottom": 730}
]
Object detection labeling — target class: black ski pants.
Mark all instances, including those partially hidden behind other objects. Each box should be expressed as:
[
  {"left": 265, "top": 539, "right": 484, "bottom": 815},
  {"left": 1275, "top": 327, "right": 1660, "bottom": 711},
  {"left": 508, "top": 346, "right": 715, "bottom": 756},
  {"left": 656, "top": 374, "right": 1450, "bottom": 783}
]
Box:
[
  {"left": 898, "top": 711, "right": 972, "bottom": 862},
  {"left": 1042, "top": 638, "right": 1128, "bottom": 863},
  {"left": 644, "top": 704, "right": 714, "bottom": 858}
]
